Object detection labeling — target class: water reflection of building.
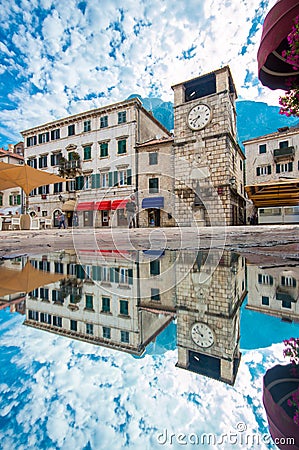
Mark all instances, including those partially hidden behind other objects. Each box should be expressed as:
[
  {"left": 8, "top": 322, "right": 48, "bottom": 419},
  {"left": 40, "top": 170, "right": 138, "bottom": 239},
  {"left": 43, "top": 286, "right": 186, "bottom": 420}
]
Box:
[
  {"left": 175, "top": 251, "right": 247, "bottom": 385},
  {"left": 24, "top": 250, "right": 175, "bottom": 356},
  {"left": 0, "top": 257, "right": 29, "bottom": 315},
  {"left": 246, "top": 265, "right": 299, "bottom": 322}
]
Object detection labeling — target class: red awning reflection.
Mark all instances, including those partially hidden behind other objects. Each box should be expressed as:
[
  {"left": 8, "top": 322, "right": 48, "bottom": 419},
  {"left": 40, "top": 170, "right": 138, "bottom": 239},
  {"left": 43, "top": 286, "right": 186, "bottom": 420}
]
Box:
[
  {"left": 94, "top": 200, "right": 111, "bottom": 211},
  {"left": 257, "top": 0, "right": 299, "bottom": 90},
  {"left": 77, "top": 202, "right": 94, "bottom": 211},
  {"left": 111, "top": 199, "right": 128, "bottom": 210}
]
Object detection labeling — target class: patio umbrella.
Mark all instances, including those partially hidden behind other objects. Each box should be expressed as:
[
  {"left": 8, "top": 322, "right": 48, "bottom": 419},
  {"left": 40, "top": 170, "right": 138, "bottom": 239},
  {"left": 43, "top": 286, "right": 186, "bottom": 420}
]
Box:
[
  {"left": 0, "top": 161, "right": 67, "bottom": 213},
  {"left": 0, "top": 261, "right": 67, "bottom": 297},
  {"left": 257, "top": 0, "right": 299, "bottom": 90},
  {"left": 0, "top": 161, "right": 67, "bottom": 195}
]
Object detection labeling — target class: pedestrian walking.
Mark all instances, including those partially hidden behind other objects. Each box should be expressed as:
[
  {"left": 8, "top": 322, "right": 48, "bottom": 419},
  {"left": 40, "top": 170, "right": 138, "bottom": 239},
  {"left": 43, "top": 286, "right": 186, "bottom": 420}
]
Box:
[
  {"left": 58, "top": 212, "right": 66, "bottom": 229},
  {"left": 125, "top": 197, "right": 137, "bottom": 228}
]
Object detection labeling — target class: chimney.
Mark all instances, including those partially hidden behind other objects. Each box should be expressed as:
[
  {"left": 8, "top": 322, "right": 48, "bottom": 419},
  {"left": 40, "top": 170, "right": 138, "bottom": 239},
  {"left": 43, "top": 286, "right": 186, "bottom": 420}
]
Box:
[{"left": 8, "top": 144, "right": 14, "bottom": 153}]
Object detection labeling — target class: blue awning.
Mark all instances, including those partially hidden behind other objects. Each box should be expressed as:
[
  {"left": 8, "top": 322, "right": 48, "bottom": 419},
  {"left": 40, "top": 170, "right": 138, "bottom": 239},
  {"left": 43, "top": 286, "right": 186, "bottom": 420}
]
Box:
[{"left": 141, "top": 197, "right": 164, "bottom": 209}]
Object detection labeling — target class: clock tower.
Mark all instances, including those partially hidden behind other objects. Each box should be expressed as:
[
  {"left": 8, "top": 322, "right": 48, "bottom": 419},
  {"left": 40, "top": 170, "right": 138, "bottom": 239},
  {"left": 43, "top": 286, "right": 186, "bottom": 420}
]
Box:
[
  {"left": 171, "top": 66, "right": 245, "bottom": 226},
  {"left": 175, "top": 250, "right": 247, "bottom": 385}
]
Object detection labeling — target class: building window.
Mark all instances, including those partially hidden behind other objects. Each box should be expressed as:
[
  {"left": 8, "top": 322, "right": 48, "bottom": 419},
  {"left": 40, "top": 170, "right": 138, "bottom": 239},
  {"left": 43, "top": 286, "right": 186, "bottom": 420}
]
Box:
[
  {"left": 27, "top": 136, "right": 37, "bottom": 147},
  {"left": 259, "top": 144, "right": 266, "bottom": 154},
  {"left": 0, "top": 194, "right": 2, "bottom": 206},
  {"left": 83, "top": 145, "right": 92, "bottom": 160},
  {"left": 240, "top": 160, "right": 243, "bottom": 171},
  {"left": 149, "top": 152, "right": 158, "bottom": 165},
  {"left": 262, "top": 296, "right": 269, "bottom": 306},
  {"left": 51, "top": 129, "right": 60, "bottom": 140},
  {"left": 101, "top": 172, "right": 109, "bottom": 188},
  {"left": 119, "top": 299, "right": 129, "bottom": 316},
  {"left": 276, "top": 162, "right": 293, "bottom": 173},
  {"left": 53, "top": 316, "right": 62, "bottom": 327},
  {"left": 120, "top": 330, "right": 129, "bottom": 343},
  {"left": 103, "top": 327, "right": 111, "bottom": 339},
  {"left": 70, "top": 320, "right": 77, "bottom": 331},
  {"left": 28, "top": 158, "right": 37, "bottom": 168},
  {"left": 38, "top": 132, "right": 49, "bottom": 144},
  {"left": 51, "top": 152, "right": 62, "bottom": 166},
  {"left": 102, "top": 267, "right": 110, "bottom": 282},
  {"left": 151, "top": 288, "right": 160, "bottom": 301},
  {"left": 100, "top": 142, "right": 109, "bottom": 157},
  {"left": 150, "top": 260, "right": 160, "bottom": 276},
  {"left": 28, "top": 310, "right": 39, "bottom": 321},
  {"left": 53, "top": 182, "right": 63, "bottom": 193},
  {"left": 119, "top": 268, "right": 129, "bottom": 284},
  {"left": 281, "top": 276, "right": 296, "bottom": 287},
  {"left": 54, "top": 262, "right": 64, "bottom": 274},
  {"left": 40, "top": 313, "right": 51, "bottom": 324},
  {"left": 258, "top": 273, "right": 273, "bottom": 285},
  {"left": 149, "top": 178, "right": 159, "bottom": 193},
  {"left": 100, "top": 116, "right": 108, "bottom": 128},
  {"left": 38, "top": 185, "right": 49, "bottom": 195},
  {"left": 40, "top": 288, "right": 49, "bottom": 300},
  {"left": 85, "top": 294, "right": 93, "bottom": 310},
  {"left": 68, "top": 124, "right": 75, "bottom": 136},
  {"left": 86, "top": 323, "right": 94, "bottom": 335},
  {"left": 256, "top": 165, "right": 271, "bottom": 176},
  {"left": 118, "top": 170, "right": 127, "bottom": 186},
  {"left": 279, "top": 140, "right": 289, "bottom": 148},
  {"left": 39, "top": 155, "right": 48, "bottom": 168},
  {"left": 118, "top": 111, "right": 126, "bottom": 124},
  {"left": 102, "top": 296, "right": 110, "bottom": 313},
  {"left": 118, "top": 139, "right": 127, "bottom": 154},
  {"left": 84, "top": 120, "right": 91, "bottom": 132},
  {"left": 282, "top": 300, "right": 292, "bottom": 309},
  {"left": 9, "top": 194, "right": 21, "bottom": 206}
]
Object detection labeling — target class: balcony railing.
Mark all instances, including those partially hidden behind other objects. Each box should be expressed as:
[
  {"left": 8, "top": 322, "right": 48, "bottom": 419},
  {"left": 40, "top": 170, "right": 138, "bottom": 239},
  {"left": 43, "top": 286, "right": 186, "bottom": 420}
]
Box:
[
  {"left": 59, "top": 160, "right": 81, "bottom": 171},
  {"left": 273, "top": 146, "right": 295, "bottom": 161}
]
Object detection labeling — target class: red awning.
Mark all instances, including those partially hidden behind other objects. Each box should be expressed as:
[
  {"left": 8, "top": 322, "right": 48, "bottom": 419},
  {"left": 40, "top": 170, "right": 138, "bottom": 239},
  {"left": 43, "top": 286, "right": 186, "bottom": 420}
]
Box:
[
  {"left": 77, "top": 202, "right": 94, "bottom": 211},
  {"left": 257, "top": 0, "right": 299, "bottom": 90},
  {"left": 94, "top": 200, "right": 111, "bottom": 211},
  {"left": 111, "top": 199, "right": 128, "bottom": 210}
]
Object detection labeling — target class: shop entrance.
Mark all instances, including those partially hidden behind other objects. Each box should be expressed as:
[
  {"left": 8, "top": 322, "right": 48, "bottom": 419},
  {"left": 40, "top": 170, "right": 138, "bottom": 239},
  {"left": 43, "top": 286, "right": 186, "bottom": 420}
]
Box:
[
  {"left": 83, "top": 211, "right": 93, "bottom": 227},
  {"left": 148, "top": 208, "right": 160, "bottom": 227}
]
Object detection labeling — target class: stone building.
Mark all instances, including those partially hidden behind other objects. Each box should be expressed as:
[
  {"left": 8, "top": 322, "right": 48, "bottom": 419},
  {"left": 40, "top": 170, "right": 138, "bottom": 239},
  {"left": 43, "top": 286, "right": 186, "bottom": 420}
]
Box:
[
  {"left": 244, "top": 126, "right": 299, "bottom": 224},
  {"left": 175, "top": 250, "right": 246, "bottom": 385},
  {"left": 136, "top": 137, "right": 175, "bottom": 227},
  {"left": 246, "top": 264, "right": 299, "bottom": 322},
  {"left": 24, "top": 249, "right": 174, "bottom": 356},
  {"left": 172, "top": 66, "right": 246, "bottom": 226},
  {"left": 0, "top": 143, "right": 24, "bottom": 215},
  {"left": 21, "top": 98, "right": 171, "bottom": 228}
]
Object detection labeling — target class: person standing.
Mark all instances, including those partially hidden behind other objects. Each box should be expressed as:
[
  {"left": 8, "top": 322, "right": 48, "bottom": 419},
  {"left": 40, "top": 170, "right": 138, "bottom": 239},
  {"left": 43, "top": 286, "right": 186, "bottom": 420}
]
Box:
[{"left": 126, "top": 197, "right": 137, "bottom": 228}]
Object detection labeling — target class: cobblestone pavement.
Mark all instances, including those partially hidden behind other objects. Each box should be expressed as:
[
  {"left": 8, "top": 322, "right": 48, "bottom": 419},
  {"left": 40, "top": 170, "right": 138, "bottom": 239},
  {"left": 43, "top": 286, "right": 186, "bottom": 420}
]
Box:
[{"left": 0, "top": 225, "right": 298, "bottom": 265}]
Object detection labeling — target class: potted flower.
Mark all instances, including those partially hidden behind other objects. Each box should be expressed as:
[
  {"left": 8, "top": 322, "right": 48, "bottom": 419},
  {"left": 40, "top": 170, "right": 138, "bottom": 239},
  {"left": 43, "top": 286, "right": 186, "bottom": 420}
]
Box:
[{"left": 262, "top": 338, "right": 299, "bottom": 449}]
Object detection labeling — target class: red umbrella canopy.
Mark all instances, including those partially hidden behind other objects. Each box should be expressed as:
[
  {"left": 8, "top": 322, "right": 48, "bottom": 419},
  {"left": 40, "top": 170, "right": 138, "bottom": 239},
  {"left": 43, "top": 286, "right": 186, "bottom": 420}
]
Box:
[{"left": 258, "top": 0, "right": 299, "bottom": 90}]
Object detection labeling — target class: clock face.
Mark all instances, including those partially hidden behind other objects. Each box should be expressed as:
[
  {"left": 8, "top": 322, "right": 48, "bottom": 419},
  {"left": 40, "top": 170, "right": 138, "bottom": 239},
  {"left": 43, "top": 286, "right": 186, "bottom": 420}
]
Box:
[
  {"left": 187, "top": 104, "right": 211, "bottom": 130},
  {"left": 191, "top": 322, "right": 214, "bottom": 348}
]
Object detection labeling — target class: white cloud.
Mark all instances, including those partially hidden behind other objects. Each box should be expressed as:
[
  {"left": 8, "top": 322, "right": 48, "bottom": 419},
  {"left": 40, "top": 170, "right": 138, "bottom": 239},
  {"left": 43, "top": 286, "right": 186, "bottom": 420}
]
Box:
[
  {"left": 0, "top": 0, "right": 285, "bottom": 142},
  {"left": 0, "top": 314, "right": 287, "bottom": 450}
]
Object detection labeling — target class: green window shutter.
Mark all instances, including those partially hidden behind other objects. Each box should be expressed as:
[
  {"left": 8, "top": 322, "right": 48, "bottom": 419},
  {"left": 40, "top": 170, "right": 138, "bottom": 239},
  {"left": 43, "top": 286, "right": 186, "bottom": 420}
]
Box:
[
  {"left": 96, "top": 174, "right": 100, "bottom": 188},
  {"left": 76, "top": 176, "right": 84, "bottom": 190},
  {"left": 127, "top": 168, "right": 132, "bottom": 185},
  {"left": 84, "top": 146, "right": 91, "bottom": 160},
  {"left": 281, "top": 276, "right": 285, "bottom": 286},
  {"left": 76, "top": 265, "right": 85, "bottom": 279},
  {"left": 293, "top": 278, "right": 297, "bottom": 288},
  {"left": 288, "top": 161, "right": 293, "bottom": 172},
  {"left": 128, "top": 268, "right": 133, "bottom": 284},
  {"left": 256, "top": 167, "right": 260, "bottom": 176},
  {"left": 9, "top": 195, "right": 13, "bottom": 206},
  {"left": 258, "top": 274, "right": 262, "bottom": 284},
  {"left": 120, "top": 300, "right": 128, "bottom": 315},
  {"left": 118, "top": 139, "right": 126, "bottom": 154},
  {"left": 92, "top": 266, "right": 101, "bottom": 281},
  {"left": 108, "top": 172, "right": 113, "bottom": 187},
  {"left": 91, "top": 174, "right": 96, "bottom": 189},
  {"left": 276, "top": 164, "right": 280, "bottom": 174},
  {"left": 110, "top": 268, "right": 115, "bottom": 282},
  {"left": 51, "top": 154, "right": 55, "bottom": 166},
  {"left": 269, "top": 275, "right": 273, "bottom": 285},
  {"left": 17, "top": 195, "right": 21, "bottom": 205},
  {"left": 113, "top": 171, "right": 118, "bottom": 186},
  {"left": 115, "top": 268, "right": 119, "bottom": 283}
]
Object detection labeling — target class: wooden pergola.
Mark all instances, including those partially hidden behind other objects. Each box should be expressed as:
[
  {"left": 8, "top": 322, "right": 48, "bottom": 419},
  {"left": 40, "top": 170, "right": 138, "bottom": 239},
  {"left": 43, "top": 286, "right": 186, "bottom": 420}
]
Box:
[{"left": 245, "top": 179, "right": 299, "bottom": 208}]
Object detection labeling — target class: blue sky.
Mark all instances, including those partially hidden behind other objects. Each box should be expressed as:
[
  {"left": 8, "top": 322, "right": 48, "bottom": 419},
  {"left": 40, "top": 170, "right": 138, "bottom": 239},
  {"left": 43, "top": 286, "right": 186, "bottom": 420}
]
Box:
[{"left": 0, "top": 0, "right": 280, "bottom": 146}]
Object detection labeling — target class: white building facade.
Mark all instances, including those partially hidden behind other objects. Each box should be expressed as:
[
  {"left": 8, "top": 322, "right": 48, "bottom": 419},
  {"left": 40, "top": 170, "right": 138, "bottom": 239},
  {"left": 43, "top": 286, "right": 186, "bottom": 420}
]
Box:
[{"left": 21, "top": 98, "right": 171, "bottom": 228}]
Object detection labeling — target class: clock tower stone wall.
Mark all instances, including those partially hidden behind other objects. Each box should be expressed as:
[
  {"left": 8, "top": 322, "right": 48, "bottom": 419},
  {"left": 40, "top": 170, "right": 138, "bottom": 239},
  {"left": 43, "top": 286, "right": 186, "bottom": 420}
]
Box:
[{"left": 172, "top": 67, "right": 245, "bottom": 226}]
